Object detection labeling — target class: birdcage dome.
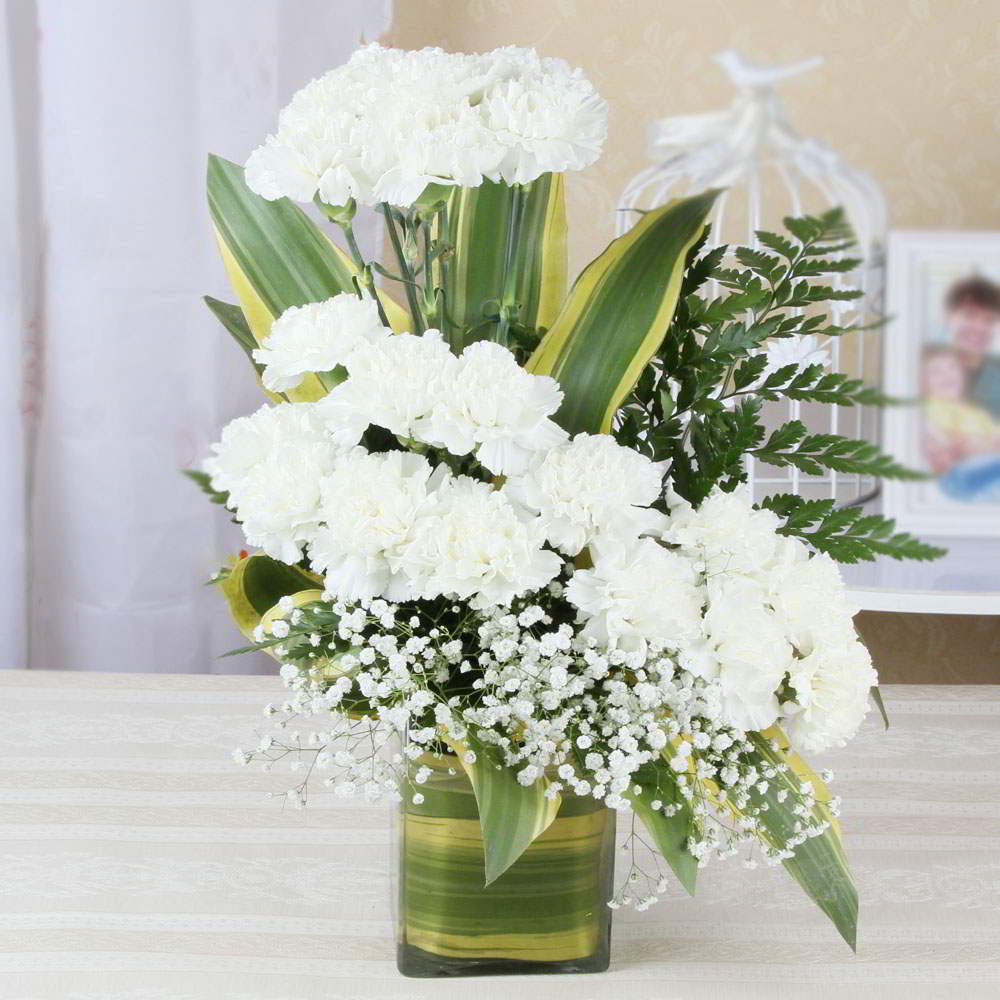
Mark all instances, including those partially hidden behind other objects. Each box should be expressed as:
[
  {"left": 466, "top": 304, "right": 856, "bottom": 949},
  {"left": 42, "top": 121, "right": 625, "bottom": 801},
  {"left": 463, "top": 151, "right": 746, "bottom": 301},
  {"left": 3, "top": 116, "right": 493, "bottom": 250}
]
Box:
[{"left": 618, "top": 51, "right": 887, "bottom": 505}]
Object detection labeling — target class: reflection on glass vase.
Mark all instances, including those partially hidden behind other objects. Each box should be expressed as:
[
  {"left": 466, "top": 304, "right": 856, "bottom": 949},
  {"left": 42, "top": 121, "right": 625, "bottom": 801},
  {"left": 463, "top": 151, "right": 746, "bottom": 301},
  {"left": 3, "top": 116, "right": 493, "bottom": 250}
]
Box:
[{"left": 394, "top": 752, "right": 616, "bottom": 978}]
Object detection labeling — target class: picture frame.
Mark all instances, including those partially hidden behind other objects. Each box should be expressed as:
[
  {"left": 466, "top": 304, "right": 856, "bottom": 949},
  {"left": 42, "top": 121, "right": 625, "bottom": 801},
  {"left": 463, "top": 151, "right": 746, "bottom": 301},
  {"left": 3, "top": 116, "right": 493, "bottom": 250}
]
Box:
[{"left": 882, "top": 230, "right": 1000, "bottom": 536}]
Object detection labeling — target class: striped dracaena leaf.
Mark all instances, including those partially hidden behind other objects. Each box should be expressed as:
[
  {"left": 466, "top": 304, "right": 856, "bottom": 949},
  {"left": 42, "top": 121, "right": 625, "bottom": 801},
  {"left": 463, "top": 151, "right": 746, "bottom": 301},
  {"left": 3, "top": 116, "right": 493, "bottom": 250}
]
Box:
[
  {"left": 206, "top": 155, "right": 408, "bottom": 401},
  {"left": 445, "top": 728, "right": 561, "bottom": 885},
  {"left": 528, "top": 189, "right": 719, "bottom": 434},
  {"left": 747, "top": 731, "right": 858, "bottom": 950},
  {"left": 441, "top": 173, "right": 567, "bottom": 351},
  {"left": 626, "top": 760, "right": 699, "bottom": 896}
]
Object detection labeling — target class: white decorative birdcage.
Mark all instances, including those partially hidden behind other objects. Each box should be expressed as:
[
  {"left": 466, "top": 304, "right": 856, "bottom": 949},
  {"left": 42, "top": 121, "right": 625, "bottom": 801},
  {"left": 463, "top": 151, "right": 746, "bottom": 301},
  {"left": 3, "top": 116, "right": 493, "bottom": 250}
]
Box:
[{"left": 618, "top": 51, "right": 887, "bottom": 505}]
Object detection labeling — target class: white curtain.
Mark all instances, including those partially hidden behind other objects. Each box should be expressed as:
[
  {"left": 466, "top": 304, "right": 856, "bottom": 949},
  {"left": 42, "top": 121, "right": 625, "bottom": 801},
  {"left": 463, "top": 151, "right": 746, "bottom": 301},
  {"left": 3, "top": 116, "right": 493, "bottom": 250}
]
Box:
[{"left": 3, "top": 0, "right": 391, "bottom": 672}]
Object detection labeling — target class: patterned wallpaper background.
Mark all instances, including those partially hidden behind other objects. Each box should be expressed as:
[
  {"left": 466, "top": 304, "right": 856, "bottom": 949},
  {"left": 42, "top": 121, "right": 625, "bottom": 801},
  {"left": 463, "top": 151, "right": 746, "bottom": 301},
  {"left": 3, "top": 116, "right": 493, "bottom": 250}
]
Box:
[
  {"left": 389, "top": 0, "right": 1000, "bottom": 682},
  {"left": 390, "top": 0, "right": 999, "bottom": 275}
]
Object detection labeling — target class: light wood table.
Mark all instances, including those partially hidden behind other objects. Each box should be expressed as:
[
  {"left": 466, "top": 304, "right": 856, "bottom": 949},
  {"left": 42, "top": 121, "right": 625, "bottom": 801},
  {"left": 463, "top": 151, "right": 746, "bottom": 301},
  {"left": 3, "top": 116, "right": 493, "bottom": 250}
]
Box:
[{"left": 1, "top": 671, "right": 998, "bottom": 1000}]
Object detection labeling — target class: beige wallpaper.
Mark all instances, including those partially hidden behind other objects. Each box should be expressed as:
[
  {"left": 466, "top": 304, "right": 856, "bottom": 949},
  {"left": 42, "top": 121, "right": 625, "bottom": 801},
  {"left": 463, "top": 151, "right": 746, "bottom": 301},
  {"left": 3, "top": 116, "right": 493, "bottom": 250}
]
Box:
[
  {"left": 389, "top": 0, "right": 1000, "bottom": 276},
  {"left": 388, "top": 1, "right": 1000, "bottom": 683}
]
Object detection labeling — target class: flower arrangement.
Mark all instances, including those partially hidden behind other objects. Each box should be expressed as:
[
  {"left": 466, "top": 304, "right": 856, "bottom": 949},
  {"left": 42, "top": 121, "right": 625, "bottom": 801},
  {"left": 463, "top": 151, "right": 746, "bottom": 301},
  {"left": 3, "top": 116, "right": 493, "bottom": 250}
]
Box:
[{"left": 194, "top": 43, "right": 942, "bottom": 975}]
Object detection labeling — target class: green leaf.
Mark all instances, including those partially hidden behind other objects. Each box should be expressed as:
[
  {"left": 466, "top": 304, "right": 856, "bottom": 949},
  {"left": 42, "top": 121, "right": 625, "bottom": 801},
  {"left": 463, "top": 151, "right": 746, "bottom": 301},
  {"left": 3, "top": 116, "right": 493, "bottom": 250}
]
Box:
[
  {"left": 216, "top": 552, "right": 323, "bottom": 640},
  {"left": 754, "top": 230, "right": 798, "bottom": 260},
  {"left": 203, "top": 295, "right": 287, "bottom": 401},
  {"left": 760, "top": 494, "right": 947, "bottom": 563},
  {"left": 182, "top": 468, "right": 228, "bottom": 506},
  {"left": 528, "top": 189, "right": 720, "bottom": 434},
  {"left": 448, "top": 728, "right": 561, "bottom": 886},
  {"left": 442, "top": 174, "right": 566, "bottom": 352},
  {"left": 203, "top": 296, "right": 260, "bottom": 368},
  {"left": 753, "top": 424, "right": 926, "bottom": 480},
  {"left": 871, "top": 685, "right": 890, "bottom": 730},
  {"left": 627, "top": 761, "right": 698, "bottom": 895},
  {"left": 748, "top": 733, "right": 858, "bottom": 950},
  {"left": 206, "top": 154, "right": 408, "bottom": 401}
]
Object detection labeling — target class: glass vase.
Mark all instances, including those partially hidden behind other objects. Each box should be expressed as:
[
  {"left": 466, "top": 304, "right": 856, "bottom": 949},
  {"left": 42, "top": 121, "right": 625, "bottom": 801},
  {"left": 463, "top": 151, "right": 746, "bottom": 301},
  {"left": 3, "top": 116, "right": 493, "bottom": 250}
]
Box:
[{"left": 394, "top": 753, "right": 616, "bottom": 977}]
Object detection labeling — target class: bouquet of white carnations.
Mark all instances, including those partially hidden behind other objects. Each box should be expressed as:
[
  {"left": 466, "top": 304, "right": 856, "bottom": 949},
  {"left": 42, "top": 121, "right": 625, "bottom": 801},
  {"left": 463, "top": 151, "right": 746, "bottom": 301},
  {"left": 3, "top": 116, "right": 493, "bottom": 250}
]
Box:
[{"left": 194, "top": 44, "right": 941, "bottom": 977}]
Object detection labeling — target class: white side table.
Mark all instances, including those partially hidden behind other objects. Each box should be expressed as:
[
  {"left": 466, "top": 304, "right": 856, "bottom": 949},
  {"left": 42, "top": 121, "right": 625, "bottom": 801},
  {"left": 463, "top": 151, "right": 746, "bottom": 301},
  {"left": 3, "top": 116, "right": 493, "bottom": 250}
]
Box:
[{"left": 842, "top": 535, "right": 1000, "bottom": 614}]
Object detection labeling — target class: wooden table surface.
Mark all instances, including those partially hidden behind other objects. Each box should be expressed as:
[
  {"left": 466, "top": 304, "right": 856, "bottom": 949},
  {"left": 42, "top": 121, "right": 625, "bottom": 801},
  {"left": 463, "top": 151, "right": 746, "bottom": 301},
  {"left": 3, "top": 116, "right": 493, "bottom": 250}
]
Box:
[{"left": 1, "top": 671, "right": 998, "bottom": 1000}]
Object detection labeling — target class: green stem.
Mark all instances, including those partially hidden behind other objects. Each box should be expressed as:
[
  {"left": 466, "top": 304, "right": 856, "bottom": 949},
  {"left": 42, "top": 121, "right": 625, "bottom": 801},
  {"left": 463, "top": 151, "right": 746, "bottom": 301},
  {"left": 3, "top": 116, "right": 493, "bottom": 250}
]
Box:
[
  {"left": 421, "top": 218, "right": 436, "bottom": 328},
  {"left": 494, "top": 183, "right": 525, "bottom": 349},
  {"left": 338, "top": 221, "right": 392, "bottom": 329},
  {"left": 383, "top": 203, "right": 426, "bottom": 333}
]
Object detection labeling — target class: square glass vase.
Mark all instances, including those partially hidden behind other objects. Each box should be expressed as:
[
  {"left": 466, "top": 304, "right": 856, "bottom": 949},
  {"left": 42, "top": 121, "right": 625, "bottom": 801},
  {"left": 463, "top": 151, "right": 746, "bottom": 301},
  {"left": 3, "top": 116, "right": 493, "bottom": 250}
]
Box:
[{"left": 394, "top": 753, "right": 615, "bottom": 978}]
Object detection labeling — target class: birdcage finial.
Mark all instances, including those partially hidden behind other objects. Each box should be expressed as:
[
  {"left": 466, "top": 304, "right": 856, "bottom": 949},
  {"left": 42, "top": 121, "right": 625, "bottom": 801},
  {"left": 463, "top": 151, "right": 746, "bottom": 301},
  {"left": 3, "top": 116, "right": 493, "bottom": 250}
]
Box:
[{"left": 713, "top": 50, "right": 824, "bottom": 91}]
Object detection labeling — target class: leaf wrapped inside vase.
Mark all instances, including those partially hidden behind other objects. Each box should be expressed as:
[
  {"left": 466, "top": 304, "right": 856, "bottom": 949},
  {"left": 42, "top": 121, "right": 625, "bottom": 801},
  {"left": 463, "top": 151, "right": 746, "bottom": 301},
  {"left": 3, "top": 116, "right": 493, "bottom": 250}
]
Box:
[{"left": 445, "top": 728, "right": 562, "bottom": 885}]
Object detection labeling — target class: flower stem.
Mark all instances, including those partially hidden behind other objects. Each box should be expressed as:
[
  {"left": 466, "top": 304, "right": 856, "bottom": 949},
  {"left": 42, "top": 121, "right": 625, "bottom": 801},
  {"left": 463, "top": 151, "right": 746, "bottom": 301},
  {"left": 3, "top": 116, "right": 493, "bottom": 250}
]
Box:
[
  {"left": 337, "top": 220, "right": 392, "bottom": 329},
  {"left": 382, "top": 203, "right": 426, "bottom": 333},
  {"left": 494, "top": 183, "right": 525, "bottom": 349}
]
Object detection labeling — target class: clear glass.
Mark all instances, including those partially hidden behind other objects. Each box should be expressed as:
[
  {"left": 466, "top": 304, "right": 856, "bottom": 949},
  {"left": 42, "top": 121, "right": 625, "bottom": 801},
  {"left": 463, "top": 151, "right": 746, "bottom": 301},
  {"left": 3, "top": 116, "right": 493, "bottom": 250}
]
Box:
[{"left": 393, "top": 754, "right": 615, "bottom": 978}]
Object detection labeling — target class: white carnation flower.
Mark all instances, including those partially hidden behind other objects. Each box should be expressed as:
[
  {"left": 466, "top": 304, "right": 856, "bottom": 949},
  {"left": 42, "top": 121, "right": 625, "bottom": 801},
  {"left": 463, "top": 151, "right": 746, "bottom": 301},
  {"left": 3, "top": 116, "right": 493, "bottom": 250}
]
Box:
[
  {"left": 769, "top": 547, "right": 859, "bottom": 652},
  {"left": 202, "top": 402, "right": 339, "bottom": 563},
  {"left": 415, "top": 340, "right": 567, "bottom": 475},
  {"left": 566, "top": 538, "right": 703, "bottom": 653},
  {"left": 760, "top": 334, "right": 830, "bottom": 378},
  {"left": 244, "top": 44, "right": 607, "bottom": 208},
  {"left": 663, "top": 487, "right": 785, "bottom": 578},
  {"left": 314, "top": 329, "right": 456, "bottom": 448},
  {"left": 703, "top": 576, "right": 792, "bottom": 733},
  {"left": 244, "top": 136, "right": 322, "bottom": 203},
  {"left": 480, "top": 49, "right": 608, "bottom": 185},
  {"left": 392, "top": 476, "right": 561, "bottom": 608},
  {"left": 308, "top": 449, "right": 442, "bottom": 602},
  {"left": 505, "top": 433, "right": 667, "bottom": 555},
  {"left": 252, "top": 295, "right": 389, "bottom": 393},
  {"left": 783, "top": 637, "right": 877, "bottom": 753}
]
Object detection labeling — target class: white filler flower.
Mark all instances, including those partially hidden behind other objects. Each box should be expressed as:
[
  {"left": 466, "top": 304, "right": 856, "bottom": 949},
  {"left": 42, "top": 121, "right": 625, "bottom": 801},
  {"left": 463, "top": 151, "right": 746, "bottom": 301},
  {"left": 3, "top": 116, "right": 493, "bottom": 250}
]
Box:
[
  {"left": 253, "top": 295, "right": 389, "bottom": 393},
  {"left": 416, "top": 340, "right": 567, "bottom": 475},
  {"left": 308, "top": 449, "right": 441, "bottom": 602},
  {"left": 203, "top": 402, "right": 339, "bottom": 563},
  {"left": 245, "top": 44, "right": 607, "bottom": 208},
  {"left": 566, "top": 538, "right": 703, "bottom": 653},
  {"left": 505, "top": 433, "right": 667, "bottom": 555},
  {"left": 392, "top": 476, "right": 561, "bottom": 608},
  {"left": 314, "top": 329, "right": 456, "bottom": 448}
]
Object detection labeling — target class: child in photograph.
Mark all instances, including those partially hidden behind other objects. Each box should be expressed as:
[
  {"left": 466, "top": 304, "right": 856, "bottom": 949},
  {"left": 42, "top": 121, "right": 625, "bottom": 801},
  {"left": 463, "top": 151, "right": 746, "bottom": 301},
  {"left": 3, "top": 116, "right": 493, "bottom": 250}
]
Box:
[
  {"left": 921, "top": 276, "right": 1000, "bottom": 500},
  {"left": 946, "top": 275, "right": 1000, "bottom": 419}
]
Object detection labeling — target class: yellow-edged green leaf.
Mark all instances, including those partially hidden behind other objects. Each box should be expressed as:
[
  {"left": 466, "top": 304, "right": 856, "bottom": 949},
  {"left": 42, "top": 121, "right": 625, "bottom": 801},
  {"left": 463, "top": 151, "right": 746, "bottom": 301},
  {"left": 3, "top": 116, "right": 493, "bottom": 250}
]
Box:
[
  {"left": 206, "top": 155, "right": 408, "bottom": 402},
  {"left": 626, "top": 760, "right": 698, "bottom": 895},
  {"left": 216, "top": 553, "right": 322, "bottom": 640},
  {"left": 442, "top": 174, "right": 567, "bottom": 351},
  {"left": 445, "top": 728, "right": 561, "bottom": 886},
  {"left": 748, "top": 731, "right": 858, "bottom": 950},
  {"left": 528, "top": 190, "right": 719, "bottom": 434}
]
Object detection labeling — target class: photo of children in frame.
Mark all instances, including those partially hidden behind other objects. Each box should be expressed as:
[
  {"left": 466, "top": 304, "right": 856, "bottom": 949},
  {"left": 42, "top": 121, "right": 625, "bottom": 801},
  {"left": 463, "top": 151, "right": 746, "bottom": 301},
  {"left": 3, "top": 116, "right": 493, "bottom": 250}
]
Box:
[
  {"left": 883, "top": 231, "right": 1000, "bottom": 536},
  {"left": 921, "top": 274, "right": 1000, "bottom": 502}
]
